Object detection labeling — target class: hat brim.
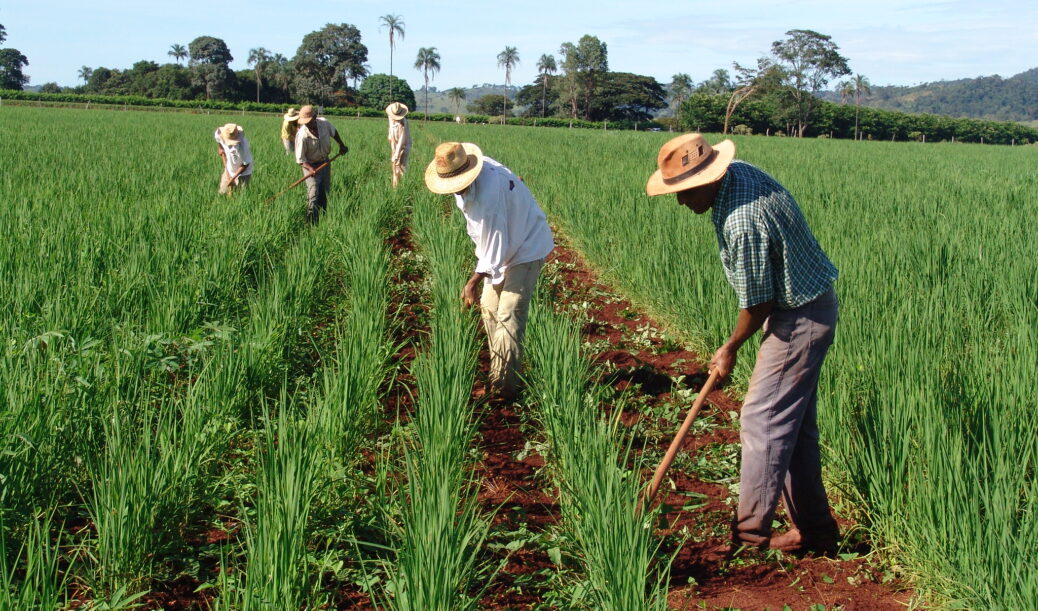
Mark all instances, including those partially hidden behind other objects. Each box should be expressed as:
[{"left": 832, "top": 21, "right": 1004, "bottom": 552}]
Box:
[
  {"left": 425, "top": 143, "right": 484, "bottom": 194},
  {"left": 645, "top": 139, "right": 736, "bottom": 196},
  {"left": 385, "top": 104, "right": 409, "bottom": 120},
  {"left": 283, "top": 113, "right": 299, "bottom": 121}
]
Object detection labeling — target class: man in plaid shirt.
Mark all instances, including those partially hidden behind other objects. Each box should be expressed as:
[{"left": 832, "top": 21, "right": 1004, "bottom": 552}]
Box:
[{"left": 647, "top": 133, "right": 840, "bottom": 555}]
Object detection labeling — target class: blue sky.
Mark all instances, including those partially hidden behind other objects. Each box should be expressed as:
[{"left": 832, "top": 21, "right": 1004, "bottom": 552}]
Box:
[{"left": 3, "top": 1, "right": 1036, "bottom": 89}]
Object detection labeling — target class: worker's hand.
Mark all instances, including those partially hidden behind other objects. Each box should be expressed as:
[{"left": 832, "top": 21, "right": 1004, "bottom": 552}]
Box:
[
  {"left": 709, "top": 345, "right": 737, "bottom": 379},
  {"left": 460, "top": 282, "right": 480, "bottom": 309},
  {"left": 339, "top": 144, "right": 349, "bottom": 156}
]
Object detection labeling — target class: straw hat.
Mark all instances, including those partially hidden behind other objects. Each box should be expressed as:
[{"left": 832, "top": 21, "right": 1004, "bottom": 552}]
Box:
[
  {"left": 219, "top": 123, "right": 243, "bottom": 145},
  {"left": 385, "top": 102, "right": 409, "bottom": 120},
  {"left": 645, "top": 133, "right": 735, "bottom": 196},
  {"left": 425, "top": 142, "right": 484, "bottom": 194},
  {"left": 297, "top": 105, "right": 316, "bottom": 125},
  {"left": 283, "top": 107, "right": 299, "bottom": 121}
]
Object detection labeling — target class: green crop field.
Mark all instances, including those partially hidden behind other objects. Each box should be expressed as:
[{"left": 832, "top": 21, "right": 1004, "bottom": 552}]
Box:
[{"left": 1, "top": 105, "right": 1035, "bottom": 609}]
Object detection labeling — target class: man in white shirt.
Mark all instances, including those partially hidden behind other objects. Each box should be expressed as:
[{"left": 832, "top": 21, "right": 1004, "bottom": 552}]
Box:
[
  {"left": 214, "top": 123, "right": 253, "bottom": 195},
  {"left": 425, "top": 142, "right": 555, "bottom": 402},
  {"left": 294, "top": 105, "right": 348, "bottom": 223}
]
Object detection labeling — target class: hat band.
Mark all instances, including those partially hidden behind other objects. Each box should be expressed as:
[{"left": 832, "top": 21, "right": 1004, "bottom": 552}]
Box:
[
  {"left": 437, "top": 156, "right": 472, "bottom": 179},
  {"left": 662, "top": 149, "right": 718, "bottom": 184}
]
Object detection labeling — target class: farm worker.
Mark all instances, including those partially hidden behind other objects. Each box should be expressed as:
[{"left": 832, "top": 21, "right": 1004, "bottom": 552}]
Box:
[
  {"left": 385, "top": 102, "right": 412, "bottom": 188},
  {"left": 294, "top": 105, "right": 348, "bottom": 224},
  {"left": 645, "top": 133, "right": 840, "bottom": 555},
  {"left": 214, "top": 123, "right": 253, "bottom": 195},
  {"left": 425, "top": 142, "right": 555, "bottom": 402},
  {"left": 280, "top": 107, "right": 300, "bottom": 154}
]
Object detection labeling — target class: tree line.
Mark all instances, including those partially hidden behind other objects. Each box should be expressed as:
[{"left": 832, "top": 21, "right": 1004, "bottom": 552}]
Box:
[{"left": 668, "top": 29, "right": 1037, "bottom": 145}]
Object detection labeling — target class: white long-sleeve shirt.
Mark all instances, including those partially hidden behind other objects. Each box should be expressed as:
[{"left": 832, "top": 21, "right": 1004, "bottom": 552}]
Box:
[
  {"left": 214, "top": 130, "right": 253, "bottom": 177},
  {"left": 454, "top": 157, "right": 555, "bottom": 285}
]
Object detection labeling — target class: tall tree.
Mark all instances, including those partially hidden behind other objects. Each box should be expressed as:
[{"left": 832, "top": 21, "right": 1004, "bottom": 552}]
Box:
[
  {"left": 852, "top": 73, "right": 872, "bottom": 140},
  {"left": 247, "top": 47, "right": 271, "bottom": 102},
  {"left": 536, "top": 54, "right": 556, "bottom": 118},
  {"left": 770, "top": 29, "right": 850, "bottom": 136},
  {"left": 0, "top": 48, "right": 29, "bottom": 90},
  {"left": 293, "top": 23, "right": 368, "bottom": 105},
  {"left": 558, "top": 42, "right": 579, "bottom": 119},
  {"left": 497, "top": 46, "right": 519, "bottom": 121},
  {"left": 379, "top": 14, "right": 405, "bottom": 102},
  {"left": 188, "top": 36, "right": 234, "bottom": 100},
  {"left": 78, "top": 65, "right": 93, "bottom": 84},
  {"left": 724, "top": 57, "right": 783, "bottom": 135},
  {"left": 670, "top": 73, "right": 693, "bottom": 111},
  {"left": 559, "top": 35, "right": 608, "bottom": 120},
  {"left": 168, "top": 44, "right": 188, "bottom": 65},
  {"left": 359, "top": 73, "right": 415, "bottom": 111},
  {"left": 696, "top": 69, "right": 733, "bottom": 95},
  {"left": 448, "top": 87, "right": 466, "bottom": 116},
  {"left": 414, "top": 47, "right": 441, "bottom": 119}
]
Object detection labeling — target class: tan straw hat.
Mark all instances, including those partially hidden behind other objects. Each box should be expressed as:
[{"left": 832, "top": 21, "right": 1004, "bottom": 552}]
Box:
[
  {"left": 385, "top": 102, "right": 409, "bottom": 120},
  {"left": 425, "top": 142, "right": 484, "bottom": 194},
  {"left": 645, "top": 133, "right": 735, "bottom": 196},
  {"left": 283, "top": 107, "right": 299, "bottom": 121},
  {"left": 219, "top": 123, "right": 243, "bottom": 145},
  {"left": 297, "top": 105, "right": 316, "bottom": 125}
]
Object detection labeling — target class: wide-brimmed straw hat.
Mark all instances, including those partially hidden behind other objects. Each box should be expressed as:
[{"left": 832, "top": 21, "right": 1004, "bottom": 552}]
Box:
[
  {"left": 645, "top": 133, "right": 735, "bottom": 196},
  {"left": 219, "top": 123, "right": 243, "bottom": 145},
  {"left": 283, "top": 107, "right": 299, "bottom": 121},
  {"left": 385, "top": 102, "right": 409, "bottom": 120},
  {"left": 425, "top": 142, "right": 484, "bottom": 194},
  {"left": 297, "top": 105, "right": 316, "bottom": 125}
]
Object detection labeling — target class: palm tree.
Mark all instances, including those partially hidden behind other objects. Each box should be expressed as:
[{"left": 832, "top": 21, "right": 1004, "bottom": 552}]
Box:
[
  {"left": 270, "top": 54, "right": 291, "bottom": 93},
  {"left": 447, "top": 87, "right": 466, "bottom": 116},
  {"left": 536, "top": 54, "right": 556, "bottom": 118},
  {"left": 414, "top": 47, "right": 441, "bottom": 120},
  {"left": 670, "top": 73, "right": 693, "bottom": 113},
  {"left": 168, "top": 44, "right": 187, "bottom": 65},
  {"left": 380, "top": 14, "right": 405, "bottom": 102},
  {"left": 497, "top": 46, "right": 519, "bottom": 123},
  {"left": 852, "top": 73, "right": 872, "bottom": 141},
  {"left": 248, "top": 47, "right": 272, "bottom": 103},
  {"left": 78, "top": 66, "right": 93, "bottom": 84}
]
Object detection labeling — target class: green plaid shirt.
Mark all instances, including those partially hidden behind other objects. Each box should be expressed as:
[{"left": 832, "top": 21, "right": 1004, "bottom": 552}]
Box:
[{"left": 711, "top": 161, "right": 837, "bottom": 310}]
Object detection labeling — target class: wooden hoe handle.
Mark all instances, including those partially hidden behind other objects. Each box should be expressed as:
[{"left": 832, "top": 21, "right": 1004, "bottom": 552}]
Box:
[{"left": 642, "top": 368, "right": 722, "bottom": 512}]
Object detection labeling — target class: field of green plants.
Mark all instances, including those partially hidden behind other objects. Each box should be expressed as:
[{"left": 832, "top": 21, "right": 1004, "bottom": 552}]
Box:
[{"left": 0, "top": 105, "right": 1035, "bottom": 609}]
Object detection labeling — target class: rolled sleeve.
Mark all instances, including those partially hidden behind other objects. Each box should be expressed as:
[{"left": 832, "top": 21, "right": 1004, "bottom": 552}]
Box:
[
  {"left": 729, "top": 231, "right": 774, "bottom": 308},
  {"left": 473, "top": 211, "right": 509, "bottom": 284}
]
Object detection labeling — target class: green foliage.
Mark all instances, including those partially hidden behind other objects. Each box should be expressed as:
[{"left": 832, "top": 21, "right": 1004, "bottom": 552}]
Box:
[
  {"left": 292, "top": 23, "right": 368, "bottom": 106},
  {"left": 678, "top": 91, "right": 1038, "bottom": 144},
  {"left": 359, "top": 74, "right": 415, "bottom": 111},
  {"left": 769, "top": 29, "right": 851, "bottom": 135},
  {"left": 467, "top": 93, "right": 512, "bottom": 116},
  {"left": 0, "top": 48, "right": 29, "bottom": 90},
  {"left": 188, "top": 36, "right": 235, "bottom": 100}
]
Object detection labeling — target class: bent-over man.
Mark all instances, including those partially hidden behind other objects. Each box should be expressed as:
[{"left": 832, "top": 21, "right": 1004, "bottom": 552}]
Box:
[
  {"left": 295, "top": 105, "right": 347, "bottom": 223},
  {"left": 425, "top": 142, "right": 555, "bottom": 402},
  {"left": 646, "top": 133, "right": 841, "bottom": 555},
  {"left": 214, "top": 123, "right": 253, "bottom": 194}
]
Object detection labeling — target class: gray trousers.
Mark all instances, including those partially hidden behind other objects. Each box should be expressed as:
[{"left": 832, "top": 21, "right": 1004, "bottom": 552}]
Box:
[
  {"left": 734, "top": 288, "right": 840, "bottom": 545},
  {"left": 305, "top": 164, "right": 331, "bottom": 223},
  {"left": 479, "top": 258, "right": 544, "bottom": 399}
]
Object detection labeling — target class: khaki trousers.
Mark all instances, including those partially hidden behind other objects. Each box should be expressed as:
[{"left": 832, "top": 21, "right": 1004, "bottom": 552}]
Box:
[
  {"left": 479, "top": 258, "right": 544, "bottom": 399},
  {"left": 218, "top": 172, "right": 250, "bottom": 195}
]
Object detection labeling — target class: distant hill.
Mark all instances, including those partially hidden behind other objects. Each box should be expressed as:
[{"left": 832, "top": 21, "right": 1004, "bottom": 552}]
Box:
[
  {"left": 823, "top": 68, "right": 1038, "bottom": 122},
  {"left": 409, "top": 84, "right": 519, "bottom": 115}
]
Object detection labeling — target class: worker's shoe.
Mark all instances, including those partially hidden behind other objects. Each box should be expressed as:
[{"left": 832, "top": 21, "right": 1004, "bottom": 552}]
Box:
[{"left": 769, "top": 528, "right": 839, "bottom": 555}]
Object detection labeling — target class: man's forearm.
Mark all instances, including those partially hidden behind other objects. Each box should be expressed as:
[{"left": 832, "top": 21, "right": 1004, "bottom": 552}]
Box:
[{"left": 724, "top": 300, "right": 775, "bottom": 352}]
